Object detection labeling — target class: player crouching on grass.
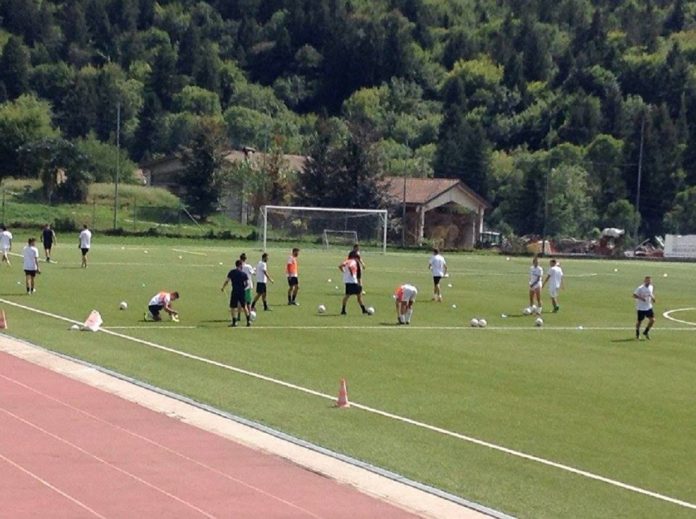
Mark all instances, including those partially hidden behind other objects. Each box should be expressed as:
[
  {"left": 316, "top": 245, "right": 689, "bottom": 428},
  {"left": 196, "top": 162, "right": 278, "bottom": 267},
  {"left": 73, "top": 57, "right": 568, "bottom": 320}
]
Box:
[
  {"left": 222, "top": 259, "right": 251, "bottom": 327},
  {"left": 145, "top": 291, "right": 180, "bottom": 322},
  {"left": 395, "top": 284, "right": 418, "bottom": 325},
  {"left": 633, "top": 276, "right": 656, "bottom": 340},
  {"left": 339, "top": 250, "right": 369, "bottom": 315}
]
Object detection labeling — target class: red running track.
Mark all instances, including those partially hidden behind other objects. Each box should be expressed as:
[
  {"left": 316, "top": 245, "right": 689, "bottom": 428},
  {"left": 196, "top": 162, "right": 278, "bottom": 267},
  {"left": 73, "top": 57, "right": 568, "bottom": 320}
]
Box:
[{"left": 0, "top": 352, "right": 421, "bottom": 518}]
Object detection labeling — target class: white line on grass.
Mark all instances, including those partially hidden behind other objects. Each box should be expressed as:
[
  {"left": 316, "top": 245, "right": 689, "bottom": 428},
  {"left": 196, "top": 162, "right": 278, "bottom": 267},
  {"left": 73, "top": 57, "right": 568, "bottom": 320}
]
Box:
[
  {"left": 1, "top": 297, "right": 695, "bottom": 512},
  {"left": 247, "top": 325, "right": 696, "bottom": 332},
  {"left": 662, "top": 308, "right": 696, "bottom": 326},
  {"left": 103, "top": 326, "right": 198, "bottom": 330},
  {"left": 172, "top": 249, "right": 208, "bottom": 256}
]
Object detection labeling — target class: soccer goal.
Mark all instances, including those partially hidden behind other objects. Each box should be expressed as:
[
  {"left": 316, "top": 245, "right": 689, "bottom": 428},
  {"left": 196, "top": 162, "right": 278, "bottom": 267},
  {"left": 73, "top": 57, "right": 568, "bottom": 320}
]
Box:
[{"left": 259, "top": 205, "right": 388, "bottom": 253}]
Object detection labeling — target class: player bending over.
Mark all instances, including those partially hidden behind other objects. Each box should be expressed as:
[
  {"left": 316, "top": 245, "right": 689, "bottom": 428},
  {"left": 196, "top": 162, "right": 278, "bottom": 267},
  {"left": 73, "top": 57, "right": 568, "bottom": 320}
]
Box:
[
  {"left": 633, "top": 276, "right": 655, "bottom": 340},
  {"left": 146, "top": 291, "right": 180, "bottom": 321},
  {"left": 395, "top": 284, "right": 418, "bottom": 325}
]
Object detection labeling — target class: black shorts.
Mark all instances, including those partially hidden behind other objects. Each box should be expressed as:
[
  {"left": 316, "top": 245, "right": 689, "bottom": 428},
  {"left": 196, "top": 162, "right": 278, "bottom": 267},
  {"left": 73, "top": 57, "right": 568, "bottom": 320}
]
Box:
[
  {"left": 637, "top": 309, "right": 654, "bottom": 321},
  {"left": 345, "top": 283, "right": 362, "bottom": 295},
  {"left": 81, "top": 248, "right": 90, "bottom": 256},
  {"left": 256, "top": 282, "right": 267, "bottom": 295},
  {"left": 44, "top": 241, "right": 53, "bottom": 249},
  {"left": 287, "top": 276, "right": 299, "bottom": 287},
  {"left": 433, "top": 276, "right": 442, "bottom": 286},
  {"left": 230, "top": 291, "right": 246, "bottom": 308},
  {"left": 24, "top": 270, "right": 37, "bottom": 278},
  {"left": 149, "top": 304, "right": 163, "bottom": 317}
]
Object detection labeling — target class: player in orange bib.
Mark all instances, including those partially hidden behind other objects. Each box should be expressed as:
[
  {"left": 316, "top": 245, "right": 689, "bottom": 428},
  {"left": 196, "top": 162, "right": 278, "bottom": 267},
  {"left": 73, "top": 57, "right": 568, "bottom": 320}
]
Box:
[
  {"left": 394, "top": 284, "right": 418, "bottom": 325},
  {"left": 286, "top": 247, "right": 300, "bottom": 305}
]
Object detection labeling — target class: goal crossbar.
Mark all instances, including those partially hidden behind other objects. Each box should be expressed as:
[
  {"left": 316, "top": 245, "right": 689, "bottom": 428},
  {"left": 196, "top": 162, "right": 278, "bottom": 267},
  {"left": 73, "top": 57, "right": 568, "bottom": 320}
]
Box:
[{"left": 260, "top": 205, "right": 388, "bottom": 253}]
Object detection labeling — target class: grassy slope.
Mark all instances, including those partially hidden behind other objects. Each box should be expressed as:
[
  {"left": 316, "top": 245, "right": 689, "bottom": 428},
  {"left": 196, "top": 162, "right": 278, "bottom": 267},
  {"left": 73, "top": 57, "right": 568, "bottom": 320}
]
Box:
[{"left": 1, "top": 234, "right": 695, "bottom": 518}]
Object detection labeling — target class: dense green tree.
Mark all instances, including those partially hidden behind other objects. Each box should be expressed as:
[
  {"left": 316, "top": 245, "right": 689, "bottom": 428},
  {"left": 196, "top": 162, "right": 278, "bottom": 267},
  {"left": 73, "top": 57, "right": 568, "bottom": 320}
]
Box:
[
  {"left": 75, "top": 133, "right": 137, "bottom": 183},
  {"left": 0, "top": 36, "right": 31, "bottom": 100},
  {"left": 0, "top": 95, "right": 58, "bottom": 178},
  {"left": 17, "top": 137, "right": 90, "bottom": 203},
  {"left": 179, "top": 118, "right": 228, "bottom": 220},
  {"left": 663, "top": 186, "right": 696, "bottom": 233}
]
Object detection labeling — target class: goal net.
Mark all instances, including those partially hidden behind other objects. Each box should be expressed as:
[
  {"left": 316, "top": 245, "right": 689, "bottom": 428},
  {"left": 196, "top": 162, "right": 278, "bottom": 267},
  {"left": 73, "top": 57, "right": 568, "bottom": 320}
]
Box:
[{"left": 259, "top": 205, "right": 388, "bottom": 253}]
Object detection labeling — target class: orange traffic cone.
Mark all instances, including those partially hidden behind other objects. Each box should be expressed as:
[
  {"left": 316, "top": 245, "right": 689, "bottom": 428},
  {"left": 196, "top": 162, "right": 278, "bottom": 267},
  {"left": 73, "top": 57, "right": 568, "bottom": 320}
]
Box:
[
  {"left": 336, "top": 378, "right": 350, "bottom": 408},
  {"left": 0, "top": 309, "right": 6, "bottom": 330}
]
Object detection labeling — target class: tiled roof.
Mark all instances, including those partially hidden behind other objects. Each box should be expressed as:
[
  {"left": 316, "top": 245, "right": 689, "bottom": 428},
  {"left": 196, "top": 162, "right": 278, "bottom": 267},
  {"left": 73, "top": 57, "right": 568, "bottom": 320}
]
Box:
[{"left": 382, "top": 176, "right": 488, "bottom": 207}]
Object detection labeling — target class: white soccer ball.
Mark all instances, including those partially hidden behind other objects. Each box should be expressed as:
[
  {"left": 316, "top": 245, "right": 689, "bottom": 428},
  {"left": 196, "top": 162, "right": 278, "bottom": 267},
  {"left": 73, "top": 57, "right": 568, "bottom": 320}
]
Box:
[
  {"left": 70, "top": 324, "right": 80, "bottom": 331},
  {"left": 249, "top": 310, "right": 257, "bottom": 321},
  {"left": 523, "top": 307, "right": 532, "bottom": 315},
  {"left": 119, "top": 301, "right": 128, "bottom": 310},
  {"left": 317, "top": 304, "right": 326, "bottom": 314},
  {"left": 531, "top": 305, "right": 538, "bottom": 314},
  {"left": 535, "top": 317, "right": 544, "bottom": 327},
  {"left": 366, "top": 306, "right": 375, "bottom": 315},
  {"left": 470, "top": 318, "right": 480, "bottom": 327},
  {"left": 478, "top": 318, "right": 487, "bottom": 328},
  {"left": 535, "top": 306, "right": 542, "bottom": 315}
]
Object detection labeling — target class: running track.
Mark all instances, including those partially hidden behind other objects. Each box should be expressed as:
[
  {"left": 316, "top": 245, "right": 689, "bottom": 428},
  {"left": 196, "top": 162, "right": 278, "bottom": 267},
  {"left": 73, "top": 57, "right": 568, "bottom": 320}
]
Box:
[{"left": 0, "top": 346, "right": 484, "bottom": 518}]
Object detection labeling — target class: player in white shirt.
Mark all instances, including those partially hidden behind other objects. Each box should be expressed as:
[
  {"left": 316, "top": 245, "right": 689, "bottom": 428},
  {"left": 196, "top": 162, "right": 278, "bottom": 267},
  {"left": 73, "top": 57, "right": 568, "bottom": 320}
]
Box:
[
  {"left": 339, "top": 251, "right": 369, "bottom": 315},
  {"left": 528, "top": 256, "right": 543, "bottom": 312},
  {"left": 251, "top": 252, "right": 274, "bottom": 311},
  {"left": 78, "top": 225, "right": 92, "bottom": 268},
  {"left": 428, "top": 248, "right": 447, "bottom": 302},
  {"left": 22, "top": 238, "right": 40, "bottom": 294},
  {"left": 394, "top": 284, "right": 418, "bottom": 324},
  {"left": 0, "top": 225, "right": 13, "bottom": 266},
  {"left": 239, "top": 253, "right": 256, "bottom": 310},
  {"left": 542, "top": 259, "right": 564, "bottom": 312},
  {"left": 146, "top": 291, "right": 180, "bottom": 321},
  {"left": 633, "top": 276, "right": 656, "bottom": 340}
]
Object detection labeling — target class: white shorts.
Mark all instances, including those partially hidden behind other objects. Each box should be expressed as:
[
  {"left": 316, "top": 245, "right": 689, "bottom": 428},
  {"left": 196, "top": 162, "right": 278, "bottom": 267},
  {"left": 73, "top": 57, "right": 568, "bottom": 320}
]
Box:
[
  {"left": 1, "top": 247, "right": 9, "bottom": 255},
  {"left": 529, "top": 282, "right": 542, "bottom": 291},
  {"left": 401, "top": 286, "right": 417, "bottom": 302},
  {"left": 549, "top": 286, "right": 560, "bottom": 298}
]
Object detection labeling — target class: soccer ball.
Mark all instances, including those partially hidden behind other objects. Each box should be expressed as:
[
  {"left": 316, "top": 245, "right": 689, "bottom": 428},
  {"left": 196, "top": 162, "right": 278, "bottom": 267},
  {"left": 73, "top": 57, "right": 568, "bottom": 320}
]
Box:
[
  {"left": 535, "top": 317, "right": 544, "bottom": 327},
  {"left": 470, "top": 318, "right": 480, "bottom": 327},
  {"left": 317, "top": 304, "right": 326, "bottom": 314},
  {"left": 366, "top": 306, "right": 375, "bottom": 315},
  {"left": 531, "top": 304, "right": 538, "bottom": 314},
  {"left": 249, "top": 310, "right": 257, "bottom": 321},
  {"left": 119, "top": 301, "right": 128, "bottom": 310},
  {"left": 70, "top": 324, "right": 80, "bottom": 331},
  {"left": 478, "top": 318, "right": 487, "bottom": 328},
  {"left": 523, "top": 307, "right": 532, "bottom": 315}
]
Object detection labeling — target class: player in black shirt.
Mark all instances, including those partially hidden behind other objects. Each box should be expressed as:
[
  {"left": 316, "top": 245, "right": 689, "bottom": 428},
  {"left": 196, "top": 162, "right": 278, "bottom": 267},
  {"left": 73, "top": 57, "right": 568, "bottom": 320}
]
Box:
[
  {"left": 41, "top": 224, "right": 57, "bottom": 262},
  {"left": 221, "top": 259, "right": 251, "bottom": 327}
]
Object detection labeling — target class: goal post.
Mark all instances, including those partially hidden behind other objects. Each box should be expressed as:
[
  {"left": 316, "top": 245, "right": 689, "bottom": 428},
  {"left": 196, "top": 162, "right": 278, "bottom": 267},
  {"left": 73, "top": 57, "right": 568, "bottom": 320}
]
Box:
[
  {"left": 322, "top": 229, "right": 359, "bottom": 249},
  {"left": 260, "top": 205, "right": 388, "bottom": 253}
]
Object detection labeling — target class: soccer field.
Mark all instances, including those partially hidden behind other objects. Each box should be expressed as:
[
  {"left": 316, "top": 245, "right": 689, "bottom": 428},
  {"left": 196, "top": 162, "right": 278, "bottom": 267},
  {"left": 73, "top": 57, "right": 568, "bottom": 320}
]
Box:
[{"left": 2, "top": 235, "right": 695, "bottom": 518}]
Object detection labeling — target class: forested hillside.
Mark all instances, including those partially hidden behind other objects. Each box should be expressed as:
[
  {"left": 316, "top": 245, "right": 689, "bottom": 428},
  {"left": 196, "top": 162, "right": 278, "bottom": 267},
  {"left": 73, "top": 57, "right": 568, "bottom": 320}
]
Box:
[{"left": 1, "top": 0, "right": 695, "bottom": 238}]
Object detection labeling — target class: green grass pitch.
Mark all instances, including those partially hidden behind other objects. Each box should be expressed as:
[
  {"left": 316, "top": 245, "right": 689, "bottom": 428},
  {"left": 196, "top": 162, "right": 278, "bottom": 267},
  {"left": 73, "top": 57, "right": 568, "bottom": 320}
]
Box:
[{"left": 2, "top": 235, "right": 695, "bottom": 518}]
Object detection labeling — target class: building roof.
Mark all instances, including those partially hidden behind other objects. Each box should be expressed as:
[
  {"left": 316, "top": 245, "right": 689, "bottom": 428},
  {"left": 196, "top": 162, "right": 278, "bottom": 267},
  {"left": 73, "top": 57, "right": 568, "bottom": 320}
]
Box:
[
  {"left": 382, "top": 176, "right": 490, "bottom": 208},
  {"left": 141, "top": 149, "right": 307, "bottom": 172}
]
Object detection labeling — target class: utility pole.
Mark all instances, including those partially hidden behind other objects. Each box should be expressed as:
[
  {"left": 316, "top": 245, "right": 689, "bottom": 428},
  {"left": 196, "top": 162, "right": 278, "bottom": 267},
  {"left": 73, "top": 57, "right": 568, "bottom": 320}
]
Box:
[
  {"left": 113, "top": 102, "right": 121, "bottom": 230},
  {"left": 635, "top": 114, "right": 646, "bottom": 241},
  {"left": 542, "top": 168, "right": 552, "bottom": 256},
  {"left": 401, "top": 176, "right": 407, "bottom": 248}
]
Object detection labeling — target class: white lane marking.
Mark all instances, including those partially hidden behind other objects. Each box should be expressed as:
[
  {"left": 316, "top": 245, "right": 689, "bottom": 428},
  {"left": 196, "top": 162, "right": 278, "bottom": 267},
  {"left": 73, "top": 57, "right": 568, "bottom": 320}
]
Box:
[
  {"left": 172, "top": 249, "right": 208, "bottom": 256},
  {"left": 0, "top": 406, "right": 216, "bottom": 518},
  {"left": 242, "top": 325, "right": 696, "bottom": 332},
  {"left": 103, "top": 326, "right": 197, "bottom": 330},
  {"left": 662, "top": 308, "right": 696, "bottom": 326},
  {"left": 0, "top": 452, "right": 108, "bottom": 518},
  {"left": 1, "top": 298, "right": 696, "bottom": 511},
  {"left": 0, "top": 374, "right": 326, "bottom": 519}
]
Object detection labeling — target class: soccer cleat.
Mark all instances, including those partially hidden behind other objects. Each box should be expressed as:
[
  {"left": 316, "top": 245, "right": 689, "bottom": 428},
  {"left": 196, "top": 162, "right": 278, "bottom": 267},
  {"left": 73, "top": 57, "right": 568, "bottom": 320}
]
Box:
[
  {"left": 643, "top": 330, "right": 650, "bottom": 340},
  {"left": 553, "top": 305, "right": 559, "bottom": 313},
  {"left": 246, "top": 321, "right": 251, "bottom": 327},
  {"left": 290, "top": 301, "right": 299, "bottom": 306},
  {"left": 636, "top": 330, "right": 640, "bottom": 339},
  {"left": 341, "top": 310, "right": 347, "bottom": 315}
]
